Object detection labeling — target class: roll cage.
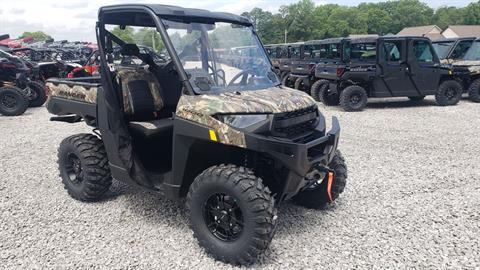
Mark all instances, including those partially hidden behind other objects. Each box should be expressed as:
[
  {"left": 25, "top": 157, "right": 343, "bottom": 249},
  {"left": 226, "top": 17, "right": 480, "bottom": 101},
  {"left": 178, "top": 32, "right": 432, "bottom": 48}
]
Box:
[{"left": 96, "top": 4, "right": 267, "bottom": 96}]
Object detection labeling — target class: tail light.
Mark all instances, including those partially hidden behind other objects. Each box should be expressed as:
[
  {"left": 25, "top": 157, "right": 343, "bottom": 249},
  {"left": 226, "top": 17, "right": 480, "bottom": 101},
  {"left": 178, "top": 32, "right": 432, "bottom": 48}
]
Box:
[
  {"left": 44, "top": 85, "right": 50, "bottom": 96},
  {"left": 336, "top": 67, "right": 345, "bottom": 77}
]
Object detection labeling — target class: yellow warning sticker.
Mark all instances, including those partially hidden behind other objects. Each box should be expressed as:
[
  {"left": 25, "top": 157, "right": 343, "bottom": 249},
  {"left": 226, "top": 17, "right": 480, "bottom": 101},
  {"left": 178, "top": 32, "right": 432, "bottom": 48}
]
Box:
[{"left": 209, "top": 130, "right": 217, "bottom": 142}]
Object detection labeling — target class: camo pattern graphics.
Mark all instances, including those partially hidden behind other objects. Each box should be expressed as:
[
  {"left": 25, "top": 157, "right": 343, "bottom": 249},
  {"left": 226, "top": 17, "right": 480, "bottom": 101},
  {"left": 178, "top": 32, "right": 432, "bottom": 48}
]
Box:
[
  {"left": 450, "top": 60, "right": 480, "bottom": 75},
  {"left": 176, "top": 87, "right": 317, "bottom": 148},
  {"left": 116, "top": 68, "right": 164, "bottom": 115},
  {"left": 46, "top": 81, "right": 97, "bottom": 104}
]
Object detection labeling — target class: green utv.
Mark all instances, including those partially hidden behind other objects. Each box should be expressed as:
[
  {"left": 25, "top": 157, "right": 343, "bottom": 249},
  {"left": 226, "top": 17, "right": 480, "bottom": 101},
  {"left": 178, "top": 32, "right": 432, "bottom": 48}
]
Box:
[{"left": 46, "top": 4, "right": 347, "bottom": 265}]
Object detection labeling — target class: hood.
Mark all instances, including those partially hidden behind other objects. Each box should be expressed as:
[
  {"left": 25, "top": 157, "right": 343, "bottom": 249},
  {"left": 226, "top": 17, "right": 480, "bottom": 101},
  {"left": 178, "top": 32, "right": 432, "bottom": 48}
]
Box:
[
  {"left": 176, "top": 86, "right": 317, "bottom": 116},
  {"left": 450, "top": 60, "right": 480, "bottom": 74}
]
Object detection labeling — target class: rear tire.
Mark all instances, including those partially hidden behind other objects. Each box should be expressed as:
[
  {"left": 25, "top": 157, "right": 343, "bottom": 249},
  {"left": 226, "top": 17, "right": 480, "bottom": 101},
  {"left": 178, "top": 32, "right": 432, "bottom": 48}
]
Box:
[
  {"left": 186, "top": 164, "right": 277, "bottom": 265},
  {"left": 26, "top": 81, "right": 47, "bottom": 107},
  {"left": 339, "top": 85, "right": 368, "bottom": 111},
  {"left": 282, "top": 74, "right": 294, "bottom": 88},
  {"left": 435, "top": 80, "right": 462, "bottom": 106},
  {"left": 468, "top": 78, "right": 480, "bottom": 103},
  {"left": 294, "top": 150, "right": 347, "bottom": 209},
  {"left": 319, "top": 83, "right": 340, "bottom": 106},
  {"left": 58, "top": 134, "right": 112, "bottom": 201},
  {"left": 0, "top": 86, "right": 29, "bottom": 116},
  {"left": 294, "top": 78, "right": 309, "bottom": 93},
  {"left": 310, "top": 79, "right": 329, "bottom": 101}
]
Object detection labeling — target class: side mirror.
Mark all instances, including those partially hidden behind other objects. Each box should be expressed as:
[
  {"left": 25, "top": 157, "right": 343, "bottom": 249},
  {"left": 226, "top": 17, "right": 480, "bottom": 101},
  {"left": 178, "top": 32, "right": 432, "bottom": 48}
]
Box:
[{"left": 120, "top": 25, "right": 126, "bottom": 30}]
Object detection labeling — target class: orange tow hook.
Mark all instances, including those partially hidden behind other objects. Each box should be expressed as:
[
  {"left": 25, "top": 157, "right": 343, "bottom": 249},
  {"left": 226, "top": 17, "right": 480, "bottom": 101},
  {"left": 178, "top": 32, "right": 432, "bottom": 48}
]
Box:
[{"left": 326, "top": 171, "right": 334, "bottom": 202}]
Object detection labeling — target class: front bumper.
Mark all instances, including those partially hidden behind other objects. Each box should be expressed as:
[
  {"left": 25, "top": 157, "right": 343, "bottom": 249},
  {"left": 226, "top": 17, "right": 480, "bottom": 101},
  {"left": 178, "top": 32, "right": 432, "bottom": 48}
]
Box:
[{"left": 245, "top": 116, "right": 341, "bottom": 200}]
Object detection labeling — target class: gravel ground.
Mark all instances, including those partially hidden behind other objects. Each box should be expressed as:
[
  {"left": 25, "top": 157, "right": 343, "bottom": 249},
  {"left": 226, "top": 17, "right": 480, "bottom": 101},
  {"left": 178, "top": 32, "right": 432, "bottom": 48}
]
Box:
[{"left": 1, "top": 97, "right": 479, "bottom": 269}]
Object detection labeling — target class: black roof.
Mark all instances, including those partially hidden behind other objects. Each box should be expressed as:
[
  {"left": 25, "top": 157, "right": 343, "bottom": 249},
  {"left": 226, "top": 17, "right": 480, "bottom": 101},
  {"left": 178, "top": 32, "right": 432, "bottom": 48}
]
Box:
[
  {"left": 431, "top": 37, "right": 476, "bottom": 43},
  {"left": 99, "top": 4, "right": 252, "bottom": 26}
]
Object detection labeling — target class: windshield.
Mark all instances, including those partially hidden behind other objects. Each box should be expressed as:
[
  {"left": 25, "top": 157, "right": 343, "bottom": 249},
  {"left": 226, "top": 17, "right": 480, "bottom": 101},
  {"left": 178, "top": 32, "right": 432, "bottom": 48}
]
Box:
[
  {"left": 463, "top": 41, "right": 480, "bottom": 60},
  {"left": 432, "top": 41, "right": 454, "bottom": 59},
  {"left": 163, "top": 19, "right": 278, "bottom": 93}
]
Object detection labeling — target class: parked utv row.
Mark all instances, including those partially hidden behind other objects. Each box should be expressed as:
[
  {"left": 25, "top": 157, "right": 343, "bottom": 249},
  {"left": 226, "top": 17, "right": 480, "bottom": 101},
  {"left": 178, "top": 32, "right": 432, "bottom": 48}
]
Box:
[
  {"left": 0, "top": 49, "right": 47, "bottom": 116},
  {"left": 267, "top": 36, "right": 480, "bottom": 111}
]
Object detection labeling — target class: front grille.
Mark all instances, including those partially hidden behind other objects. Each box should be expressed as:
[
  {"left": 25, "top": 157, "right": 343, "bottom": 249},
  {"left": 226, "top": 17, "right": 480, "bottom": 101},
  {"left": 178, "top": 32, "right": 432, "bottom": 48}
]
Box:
[{"left": 272, "top": 106, "right": 318, "bottom": 139}]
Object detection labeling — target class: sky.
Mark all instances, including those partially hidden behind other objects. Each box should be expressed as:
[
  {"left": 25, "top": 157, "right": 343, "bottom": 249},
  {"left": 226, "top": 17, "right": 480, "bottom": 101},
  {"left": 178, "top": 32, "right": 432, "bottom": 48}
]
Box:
[{"left": 0, "top": 0, "right": 475, "bottom": 42}]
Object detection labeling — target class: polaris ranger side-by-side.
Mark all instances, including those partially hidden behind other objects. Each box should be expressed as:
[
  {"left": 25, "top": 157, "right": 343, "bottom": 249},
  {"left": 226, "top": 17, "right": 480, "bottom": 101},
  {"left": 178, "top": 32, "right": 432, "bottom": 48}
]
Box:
[
  {"left": 316, "top": 36, "right": 463, "bottom": 111},
  {"left": 310, "top": 38, "right": 348, "bottom": 105},
  {"left": 46, "top": 4, "right": 348, "bottom": 265},
  {"left": 450, "top": 38, "right": 480, "bottom": 102}
]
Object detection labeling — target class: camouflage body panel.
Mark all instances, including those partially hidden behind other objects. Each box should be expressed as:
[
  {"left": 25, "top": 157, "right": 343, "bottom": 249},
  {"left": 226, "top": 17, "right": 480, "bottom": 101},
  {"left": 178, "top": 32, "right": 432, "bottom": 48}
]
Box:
[
  {"left": 450, "top": 60, "right": 480, "bottom": 75},
  {"left": 116, "top": 68, "right": 164, "bottom": 115},
  {"left": 46, "top": 81, "right": 97, "bottom": 104},
  {"left": 176, "top": 87, "right": 316, "bottom": 148}
]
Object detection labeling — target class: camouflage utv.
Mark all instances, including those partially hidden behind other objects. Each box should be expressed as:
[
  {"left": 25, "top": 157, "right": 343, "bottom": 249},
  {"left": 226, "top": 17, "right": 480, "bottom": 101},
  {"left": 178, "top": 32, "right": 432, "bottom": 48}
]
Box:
[
  {"left": 449, "top": 38, "right": 480, "bottom": 102},
  {"left": 46, "top": 4, "right": 347, "bottom": 265}
]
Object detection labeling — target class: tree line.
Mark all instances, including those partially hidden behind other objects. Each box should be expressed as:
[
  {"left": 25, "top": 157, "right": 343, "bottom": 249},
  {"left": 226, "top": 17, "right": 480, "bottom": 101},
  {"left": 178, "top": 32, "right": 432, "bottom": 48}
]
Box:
[{"left": 241, "top": 0, "right": 480, "bottom": 44}]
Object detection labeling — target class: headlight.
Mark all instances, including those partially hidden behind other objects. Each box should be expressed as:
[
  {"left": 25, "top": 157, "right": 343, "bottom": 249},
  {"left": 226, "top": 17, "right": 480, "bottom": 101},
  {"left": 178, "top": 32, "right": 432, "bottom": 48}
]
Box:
[{"left": 216, "top": 114, "right": 270, "bottom": 129}]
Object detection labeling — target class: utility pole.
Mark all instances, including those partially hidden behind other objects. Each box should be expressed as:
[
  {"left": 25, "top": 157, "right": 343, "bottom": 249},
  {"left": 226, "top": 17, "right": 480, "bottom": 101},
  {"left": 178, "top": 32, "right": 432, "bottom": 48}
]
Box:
[{"left": 284, "top": 29, "right": 288, "bottom": 44}]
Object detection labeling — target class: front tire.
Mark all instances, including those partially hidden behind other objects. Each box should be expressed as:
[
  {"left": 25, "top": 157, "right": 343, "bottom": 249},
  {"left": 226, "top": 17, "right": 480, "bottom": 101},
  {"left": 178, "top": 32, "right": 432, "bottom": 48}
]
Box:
[
  {"left": 26, "top": 81, "right": 47, "bottom": 107},
  {"left": 294, "top": 150, "right": 347, "bottom": 209},
  {"left": 0, "top": 86, "right": 29, "bottom": 116},
  {"left": 186, "top": 164, "right": 277, "bottom": 265},
  {"left": 435, "top": 80, "right": 462, "bottom": 106},
  {"left": 339, "top": 85, "right": 368, "bottom": 111},
  {"left": 58, "top": 134, "right": 112, "bottom": 201},
  {"left": 468, "top": 78, "right": 480, "bottom": 103}
]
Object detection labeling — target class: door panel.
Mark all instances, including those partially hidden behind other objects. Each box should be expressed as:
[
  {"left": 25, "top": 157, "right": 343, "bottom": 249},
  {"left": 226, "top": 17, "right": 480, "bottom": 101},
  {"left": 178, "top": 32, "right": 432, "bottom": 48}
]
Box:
[
  {"left": 408, "top": 39, "right": 441, "bottom": 95},
  {"left": 374, "top": 39, "right": 417, "bottom": 97}
]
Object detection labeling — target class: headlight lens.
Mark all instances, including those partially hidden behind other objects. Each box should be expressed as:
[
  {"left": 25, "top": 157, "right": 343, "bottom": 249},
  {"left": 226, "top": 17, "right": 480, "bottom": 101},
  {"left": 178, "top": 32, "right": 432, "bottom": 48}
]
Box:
[{"left": 216, "top": 114, "right": 269, "bottom": 129}]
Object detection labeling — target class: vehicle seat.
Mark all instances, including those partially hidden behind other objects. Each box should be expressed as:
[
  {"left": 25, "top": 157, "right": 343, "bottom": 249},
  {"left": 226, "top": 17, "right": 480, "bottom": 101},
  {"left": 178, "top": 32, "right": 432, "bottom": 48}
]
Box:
[{"left": 116, "top": 66, "right": 173, "bottom": 138}]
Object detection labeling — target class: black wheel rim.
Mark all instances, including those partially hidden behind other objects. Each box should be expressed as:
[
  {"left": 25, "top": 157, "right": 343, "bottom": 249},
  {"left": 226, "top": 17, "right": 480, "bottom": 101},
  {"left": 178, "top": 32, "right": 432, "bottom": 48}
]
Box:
[
  {"left": 203, "top": 193, "right": 244, "bottom": 241},
  {"left": 0, "top": 93, "right": 18, "bottom": 111},
  {"left": 446, "top": 87, "right": 457, "bottom": 100},
  {"left": 350, "top": 93, "right": 363, "bottom": 108},
  {"left": 65, "top": 153, "right": 83, "bottom": 185}
]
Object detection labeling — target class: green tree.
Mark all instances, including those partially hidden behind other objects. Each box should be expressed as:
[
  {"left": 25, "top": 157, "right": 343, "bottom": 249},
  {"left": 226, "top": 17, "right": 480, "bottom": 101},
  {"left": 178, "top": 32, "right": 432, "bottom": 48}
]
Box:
[
  {"left": 19, "top": 31, "right": 52, "bottom": 41},
  {"left": 432, "top": 6, "right": 465, "bottom": 29},
  {"left": 110, "top": 26, "right": 135, "bottom": 43},
  {"left": 463, "top": 1, "right": 480, "bottom": 25},
  {"left": 379, "top": 0, "right": 434, "bottom": 34}
]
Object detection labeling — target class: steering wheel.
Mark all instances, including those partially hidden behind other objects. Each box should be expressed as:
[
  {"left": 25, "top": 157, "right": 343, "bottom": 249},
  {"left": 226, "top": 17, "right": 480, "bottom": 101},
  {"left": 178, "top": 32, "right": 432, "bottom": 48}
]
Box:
[{"left": 228, "top": 69, "right": 255, "bottom": 86}]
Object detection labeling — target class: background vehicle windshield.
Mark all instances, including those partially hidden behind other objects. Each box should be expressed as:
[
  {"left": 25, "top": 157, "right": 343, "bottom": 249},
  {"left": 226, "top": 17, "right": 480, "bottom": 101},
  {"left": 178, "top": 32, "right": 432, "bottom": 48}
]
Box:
[
  {"left": 163, "top": 19, "right": 278, "bottom": 93},
  {"left": 432, "top": 42, "right": 454, "bottom": 59},
  {"left": 346, "top": 43, "right": 376, "bottom": 62},
  {"left": 463, "top": 41, "right": 480, "bottom": 60}
]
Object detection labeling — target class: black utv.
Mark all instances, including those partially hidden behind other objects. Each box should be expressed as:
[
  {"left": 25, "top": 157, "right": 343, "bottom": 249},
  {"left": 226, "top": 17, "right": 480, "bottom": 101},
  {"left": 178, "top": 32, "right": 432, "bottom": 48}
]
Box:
[
  {"left": 285, "top": 40, "right": 322, "bottom": 92},
  {"left": 0, "top": 50, "right": 47, "bottom": 116},
  {"left": 431, "top": 37, "right": 475, "bottom": 63},
  {"left": 46, "top": 4, "right": 348, "bottom": 265},
  {"left": 316, "top": 36, "right": 463, "bottom": 111},
  {"left": 280, "top": 42, "right": 304, "bottom": 86},
  {"left": 303, "top": 38, "right": 348, "bottom": 102}
]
